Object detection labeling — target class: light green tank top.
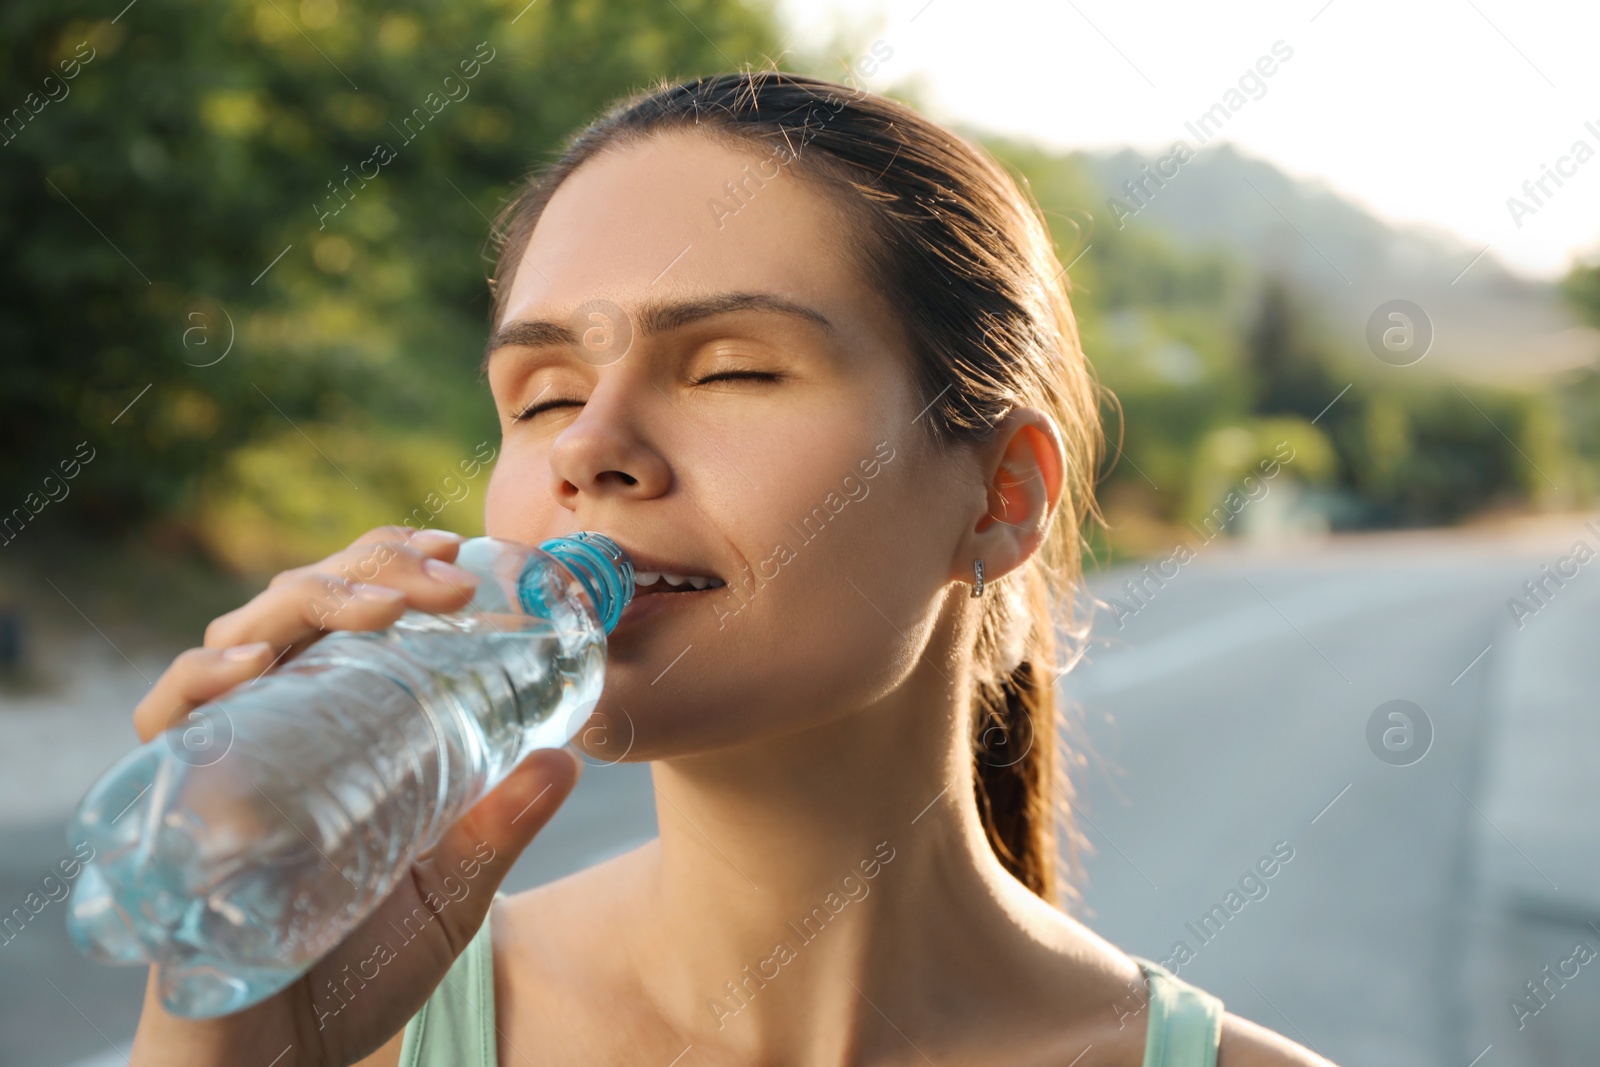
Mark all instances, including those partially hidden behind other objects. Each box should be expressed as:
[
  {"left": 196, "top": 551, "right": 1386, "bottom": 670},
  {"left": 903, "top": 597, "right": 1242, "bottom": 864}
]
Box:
[{"left": 399, "top": 899, "right": 1222, "bottom": 1067}]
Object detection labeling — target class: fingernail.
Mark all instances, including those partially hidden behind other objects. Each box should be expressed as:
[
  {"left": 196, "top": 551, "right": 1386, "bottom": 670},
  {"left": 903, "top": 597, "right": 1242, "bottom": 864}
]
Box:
[
  {"left": 350, "top": 582, "right": 407, "bottom": 604},
  {"left": 424, "top": 558, "right": 479, "bottom": 588},
  {"left": 412, "top": 529, "right": 464, "bottom": 547},
  {"left": 223, "top": 641, "right": 271, "bottom": 661}
]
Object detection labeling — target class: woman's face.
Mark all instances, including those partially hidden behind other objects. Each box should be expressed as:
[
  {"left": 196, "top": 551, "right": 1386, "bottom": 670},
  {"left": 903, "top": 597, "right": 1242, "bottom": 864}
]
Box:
[{"left": 483, "top": 131, "right": 979, "bottom": 761}]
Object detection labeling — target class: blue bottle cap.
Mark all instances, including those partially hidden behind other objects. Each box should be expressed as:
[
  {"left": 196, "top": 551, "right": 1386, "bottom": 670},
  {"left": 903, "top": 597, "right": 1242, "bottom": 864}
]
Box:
[{"left": 523, "top": 532, "right": 634, "bottom": 633}]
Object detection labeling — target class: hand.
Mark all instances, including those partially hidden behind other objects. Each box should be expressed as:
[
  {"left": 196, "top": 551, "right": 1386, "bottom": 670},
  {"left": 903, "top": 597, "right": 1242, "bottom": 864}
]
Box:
[
  {"left": 123, "top": 527, "right": 584, "bottom": 1066},
  {"left": 127, "top": 747, "right": 579, "bottom": 1067},
  {"left": 133, "top": 526, "right": 481, "bottom": 744}
]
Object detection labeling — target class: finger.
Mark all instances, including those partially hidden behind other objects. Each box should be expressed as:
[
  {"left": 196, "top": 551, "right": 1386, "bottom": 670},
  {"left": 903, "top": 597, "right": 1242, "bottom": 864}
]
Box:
[
  {"left": 205, "top": 576, "right": 411, "bottom": 651},
  {"left": 348, "top": 526, "right": 465, "bottom": 562},
  {"left": 310, "top": 542, "right": 480, "bottom": 616},
  {"left": 239, "top": 547, "right": 474, "bottom": 644},
  {"left": 213, "top": 531, "right": 475, "bottom": 653},
  {"left": 133, "top": 642, "right": 277, "bottom": 742},
  {"left": 266, "top": 535, "right": 472, "bottom": 601},
  {"left": 332, "top": 527, "right": 467, "bottom": 578},
  {"left": 416, "top": 748, "right": 581, "bottom": 952}
]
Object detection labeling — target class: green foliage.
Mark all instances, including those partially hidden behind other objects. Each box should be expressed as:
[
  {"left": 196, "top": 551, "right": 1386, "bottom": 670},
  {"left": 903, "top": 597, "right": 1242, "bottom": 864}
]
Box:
[
  {"left": 1327, "top": 380, "right": 1537, "bottom": 524},
  {"left": 1561, "top": 255, "right": 1600, "bottom": 329},
  {"left": 4, "top": 4, "right": 1595, "bottom": 573},
  {"left": 998, "top": 143, "right": 1600, "bottom": 549},
  {"left": 0, "top": 0, "right": 778, "bottom": 565}
]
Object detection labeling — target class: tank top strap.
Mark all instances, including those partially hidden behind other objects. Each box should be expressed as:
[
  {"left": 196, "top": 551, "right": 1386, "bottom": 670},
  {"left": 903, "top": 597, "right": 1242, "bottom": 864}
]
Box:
[
  {"left": 398, "top": 893, "right": 503, "bottom": 1067},
  {"left": 1127, "top": 955, "right": 1224, "bottom": 1067}
]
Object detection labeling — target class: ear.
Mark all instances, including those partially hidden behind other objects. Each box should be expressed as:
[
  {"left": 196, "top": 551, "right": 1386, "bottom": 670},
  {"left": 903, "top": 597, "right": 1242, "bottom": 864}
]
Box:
[{"left": 950, "top": 407, "right": 1067, "bottom": 588}]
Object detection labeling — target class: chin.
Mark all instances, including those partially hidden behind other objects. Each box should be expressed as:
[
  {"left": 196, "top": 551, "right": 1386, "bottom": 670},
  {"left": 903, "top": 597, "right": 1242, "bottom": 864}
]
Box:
[{"left": 568, "top": 667, "right": 794, "bottom": 765}]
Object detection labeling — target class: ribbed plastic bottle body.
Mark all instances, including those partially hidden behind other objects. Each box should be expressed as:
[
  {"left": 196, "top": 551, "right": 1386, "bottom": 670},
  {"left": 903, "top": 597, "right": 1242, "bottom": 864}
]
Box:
[{"left": 64, "top": 535, "right": 628, "bottom": 1018}]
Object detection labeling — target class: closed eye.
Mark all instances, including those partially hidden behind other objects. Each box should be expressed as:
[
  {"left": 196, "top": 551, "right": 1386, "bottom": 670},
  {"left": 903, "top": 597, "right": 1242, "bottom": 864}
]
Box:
[
  {"left": 512, "top": 371, "right": 779, "bottom": 421},
  {"left": 690, "top": 370, "right": 781, "bottom": 385},
  {"left": 512, "top": 396, "right": 582, "bottom": 422}
]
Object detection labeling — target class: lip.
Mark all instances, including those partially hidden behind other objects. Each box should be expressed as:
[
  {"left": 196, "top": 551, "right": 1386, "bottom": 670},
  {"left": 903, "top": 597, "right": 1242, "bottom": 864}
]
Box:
[
  {"left": 612, "top": 580, "right": 725, "bottom": 636},
  {"left": 560, "top": 535, "right": 726, "bottom": 636},
  {"left": 607, "top": 541, "right": 725, "bottom": 584}
]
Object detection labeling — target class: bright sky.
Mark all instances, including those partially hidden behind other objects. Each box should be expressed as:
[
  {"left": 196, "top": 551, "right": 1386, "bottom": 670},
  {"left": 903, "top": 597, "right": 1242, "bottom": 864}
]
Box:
[{"left": 774, "top": 0, "right": 1600, "bottom": 281}]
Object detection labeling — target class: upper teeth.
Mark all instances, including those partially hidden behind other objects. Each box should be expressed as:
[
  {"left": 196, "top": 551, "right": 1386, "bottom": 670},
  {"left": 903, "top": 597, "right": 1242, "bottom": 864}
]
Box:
[{"left": 635, "top": 571, "right": 720, "bottom": 590}]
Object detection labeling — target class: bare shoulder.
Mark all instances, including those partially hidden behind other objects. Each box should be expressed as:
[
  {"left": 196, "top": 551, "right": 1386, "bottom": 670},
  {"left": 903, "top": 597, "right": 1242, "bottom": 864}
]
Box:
[
  {"left": 493, "top": 841, "right": 658, "bottom": 1020},
  {"left": 1219, "top": 1011, "right": 1340, "bottom": 1067},
  {"left": 494, "top": 839, "right": 652, "bottom": 945},
  {"left": 352, "top": 851, "right": 656, "bottom": 1067}
]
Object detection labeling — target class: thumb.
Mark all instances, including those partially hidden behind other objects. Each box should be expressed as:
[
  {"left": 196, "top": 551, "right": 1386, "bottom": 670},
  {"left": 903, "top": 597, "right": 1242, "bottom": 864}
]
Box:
[
  {"left": 287, "top": 749, "right": 582, "bottom": 1061},
  {"left": 416, "top": 746, "right": 582, "bottom": 949}
]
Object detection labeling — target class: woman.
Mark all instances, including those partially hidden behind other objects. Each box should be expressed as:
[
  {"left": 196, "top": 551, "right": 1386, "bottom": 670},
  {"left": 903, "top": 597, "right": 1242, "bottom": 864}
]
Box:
[{"left": 126, "top": 71, "right": 1332, "bottom": 1066}]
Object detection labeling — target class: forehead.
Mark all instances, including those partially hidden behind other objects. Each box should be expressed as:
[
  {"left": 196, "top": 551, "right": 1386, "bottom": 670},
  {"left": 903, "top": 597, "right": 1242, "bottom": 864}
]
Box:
[{"left": 501, "top": 131, "right": 861, "bottom": 324}]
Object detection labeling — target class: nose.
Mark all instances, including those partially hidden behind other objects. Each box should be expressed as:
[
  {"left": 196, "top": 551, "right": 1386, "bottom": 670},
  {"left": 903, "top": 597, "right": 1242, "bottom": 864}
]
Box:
[{"left": 547, "top": 380, "right": 672, "bottom": 510}]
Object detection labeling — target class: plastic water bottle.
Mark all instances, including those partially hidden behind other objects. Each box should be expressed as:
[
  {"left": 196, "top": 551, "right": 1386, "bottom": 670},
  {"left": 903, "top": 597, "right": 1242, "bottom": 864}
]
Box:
[{"left": 64, "top": 532, "right": 633, "bottom": 1018}]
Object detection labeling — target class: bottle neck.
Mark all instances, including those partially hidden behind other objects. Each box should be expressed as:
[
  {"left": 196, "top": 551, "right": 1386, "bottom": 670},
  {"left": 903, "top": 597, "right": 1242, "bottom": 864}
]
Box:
[{"left": 525, "top": 532, "right": 634, "bottom": 633}]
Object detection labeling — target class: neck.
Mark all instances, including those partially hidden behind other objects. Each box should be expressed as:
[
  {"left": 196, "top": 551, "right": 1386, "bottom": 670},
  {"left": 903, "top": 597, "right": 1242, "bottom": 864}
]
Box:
[{"left": 619, "top": 608, "right": 1090, "bottom": 1062}]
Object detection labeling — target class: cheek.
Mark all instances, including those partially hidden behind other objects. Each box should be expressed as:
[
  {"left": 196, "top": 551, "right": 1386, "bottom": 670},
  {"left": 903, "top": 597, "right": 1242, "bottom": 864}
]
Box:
[
  {"left": 604, "top": 448, "right": 948, "bottom": 758},
  {"left": 482, "top": 447, "right": 553, "bottom": 540},
  {"left": 602, "top": 565, "right": 915, "bottom": 759}
]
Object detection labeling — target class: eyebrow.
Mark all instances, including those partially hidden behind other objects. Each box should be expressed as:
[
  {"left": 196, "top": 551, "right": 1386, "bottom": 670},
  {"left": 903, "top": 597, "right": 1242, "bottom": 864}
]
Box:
[{"left": 481, "top": 291, "right": 835, "bottom": 373}]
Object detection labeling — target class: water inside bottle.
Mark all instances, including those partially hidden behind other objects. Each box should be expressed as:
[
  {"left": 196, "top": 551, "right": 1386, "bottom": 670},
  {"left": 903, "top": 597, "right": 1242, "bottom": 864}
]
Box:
[{"left": 68, "top": 605, "right": 603, "bottom": 1017}]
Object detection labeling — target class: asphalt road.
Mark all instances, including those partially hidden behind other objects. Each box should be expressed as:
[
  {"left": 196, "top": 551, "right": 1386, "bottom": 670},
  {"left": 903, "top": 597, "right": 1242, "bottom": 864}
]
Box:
[
  {"left": 1068, "top": 520, "right": 1600, "bottom": 1066},
  {"left": 5, "top": 518, "right": 1596, "bottom": 1066}
]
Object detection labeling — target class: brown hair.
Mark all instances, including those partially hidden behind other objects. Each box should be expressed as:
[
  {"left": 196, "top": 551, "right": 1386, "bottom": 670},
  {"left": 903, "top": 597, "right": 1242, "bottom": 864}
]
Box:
[{"left": 484, "top": 70, "right": 1104, "bottom": 907}]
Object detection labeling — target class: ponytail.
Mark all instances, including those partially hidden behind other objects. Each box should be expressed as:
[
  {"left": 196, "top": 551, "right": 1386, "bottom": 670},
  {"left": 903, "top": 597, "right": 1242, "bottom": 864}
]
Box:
[
  {"left": 973, "top": 654, "right": 1056, "bottom": 897},
  {"left": 970, "top": 566, "right": 1083, "bottom": 906}
]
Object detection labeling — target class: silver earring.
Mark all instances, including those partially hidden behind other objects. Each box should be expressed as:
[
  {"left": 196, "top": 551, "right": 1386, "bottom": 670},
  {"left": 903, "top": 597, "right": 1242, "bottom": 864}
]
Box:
[{"left": 971, "top": 559, "right": 985, "bottom": 597}]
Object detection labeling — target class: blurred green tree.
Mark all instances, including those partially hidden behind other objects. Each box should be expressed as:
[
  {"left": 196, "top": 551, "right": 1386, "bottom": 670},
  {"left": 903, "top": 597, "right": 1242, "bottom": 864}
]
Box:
[
  {"left": 1243, "top": 278, "right": 1342, "bottom": 422},
  {"left": 0, "top": 0, "right": 778, "bottom": 567},
  {"left": 1562, "top": 255, "right": 1600, "bottom": 328},
  {"left": 996, "top": 142, "right": 1592, "bottom": 543}
]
